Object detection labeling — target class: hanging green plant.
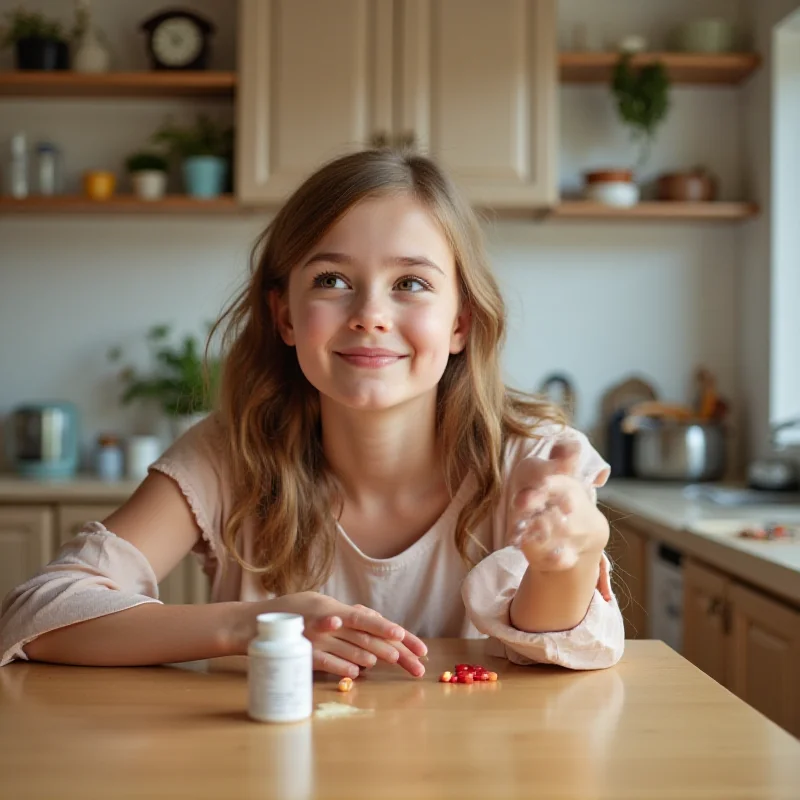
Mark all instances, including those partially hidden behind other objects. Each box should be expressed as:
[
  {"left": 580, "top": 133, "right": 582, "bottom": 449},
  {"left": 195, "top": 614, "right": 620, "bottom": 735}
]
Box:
[{"left": 611, "top": 54, "right": 671, "bottom": 172}]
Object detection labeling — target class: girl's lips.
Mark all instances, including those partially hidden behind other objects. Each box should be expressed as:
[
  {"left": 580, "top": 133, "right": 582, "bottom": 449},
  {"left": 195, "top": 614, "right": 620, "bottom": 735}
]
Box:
[{"left": 336, "top": 352, "right": 406, "bottom": 368}]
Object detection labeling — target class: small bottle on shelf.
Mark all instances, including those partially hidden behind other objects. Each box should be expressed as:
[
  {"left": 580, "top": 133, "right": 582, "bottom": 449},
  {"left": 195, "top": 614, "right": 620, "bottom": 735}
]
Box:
[
  {"left": 35, "top": 142, "right": 62, "bottom": 196},
  {"left": 7, "top": 133, "right": 29, "bottom": 198}
]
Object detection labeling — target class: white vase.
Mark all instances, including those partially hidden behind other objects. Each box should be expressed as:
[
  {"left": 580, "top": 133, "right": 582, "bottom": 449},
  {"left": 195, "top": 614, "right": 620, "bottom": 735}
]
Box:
[
  {"left": 170, "top": 413, "right": 208, "bottom": 441},
  {"left": 132, "top": 171, "right": 167, "bottom": 201},
  {"left": 72, "top": 0, "right": 111, "bottom": 73}
]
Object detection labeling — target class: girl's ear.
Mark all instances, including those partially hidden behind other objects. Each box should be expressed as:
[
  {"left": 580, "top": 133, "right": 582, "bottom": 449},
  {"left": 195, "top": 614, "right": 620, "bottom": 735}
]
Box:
[
  {"left": 450, "top": 302, "right": 471, "bottom": 354},
  {"left": 269, "top": 289, "right": 295, "bottom": 346}
]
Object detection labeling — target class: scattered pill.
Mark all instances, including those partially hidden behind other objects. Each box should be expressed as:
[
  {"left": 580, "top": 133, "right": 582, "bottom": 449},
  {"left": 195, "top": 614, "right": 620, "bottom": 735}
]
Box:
[
  {"left": 439, "top": 671, "right": 453, "bottom": 683},
  {"left": 337, "top": 677, "right": 354, "bottom": 693}
]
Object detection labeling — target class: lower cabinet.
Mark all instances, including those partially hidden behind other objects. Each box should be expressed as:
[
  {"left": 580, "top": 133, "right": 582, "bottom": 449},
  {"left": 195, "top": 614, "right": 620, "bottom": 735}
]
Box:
[
  {"left": 604, "top": 505, "right": 800, "bottom": 738},
  {"left": 682, "top": 559, "right": 729, "bottom": 688},
  {"left": 607, "top": 518, "right": 648, "bottom": 639},
  {"left": 0, "top": 502, "right": 209, "bottom": 607},
  {"left": 683, "top": 556, "right": 800, "bottom": 737},
  {"left": 0, "top": 506, "right": 54, "bottom": 605}
]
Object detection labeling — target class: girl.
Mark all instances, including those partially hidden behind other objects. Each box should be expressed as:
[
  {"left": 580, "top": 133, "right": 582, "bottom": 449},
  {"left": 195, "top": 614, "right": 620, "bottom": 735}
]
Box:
[{"left": 0, "top": 149, "right": 623, "bottom": 675}]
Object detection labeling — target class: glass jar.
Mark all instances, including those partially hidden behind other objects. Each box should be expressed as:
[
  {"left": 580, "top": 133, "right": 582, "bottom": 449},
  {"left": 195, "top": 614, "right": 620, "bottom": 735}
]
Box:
[
  {"left": 35, "top": 142, "right": 62, "bottom": 196},
  {"left": 95, "top": 434, "right": 123, "bottom": 481}
]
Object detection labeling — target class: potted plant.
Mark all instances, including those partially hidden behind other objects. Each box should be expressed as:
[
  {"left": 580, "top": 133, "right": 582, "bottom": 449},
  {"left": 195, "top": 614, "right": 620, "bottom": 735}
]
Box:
[
  {"left": 153, "top": 115, "right": 233, "bottom": 199},
  {"left": 584, "top": 53, "right": 671, "bottom": 207},
  {"left": 125, "top": 151, "right": 169, "bottom": 201},
  {"left": 108, "top": 324, "right": 221, "bottom": 439},
  {"left": 1, "top": 8, "right": 70, "bottom": 70}
]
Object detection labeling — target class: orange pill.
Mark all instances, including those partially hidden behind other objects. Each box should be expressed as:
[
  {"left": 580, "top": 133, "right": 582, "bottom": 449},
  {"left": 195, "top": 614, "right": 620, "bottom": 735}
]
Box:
[
  {"left": 488, "top": 672, "right": 498, "bottom": 682},
  {"left": 338, "top": 677, "right": 354, "bottom": 692},
  {"left": 439, "top": 671, "right": 453, "bottom": 683}
]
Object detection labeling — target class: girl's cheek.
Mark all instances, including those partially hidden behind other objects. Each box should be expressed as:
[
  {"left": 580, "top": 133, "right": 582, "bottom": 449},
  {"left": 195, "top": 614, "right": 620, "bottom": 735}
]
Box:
[{"left": 299, "top": 302, "right": 342, "bottom": 342}]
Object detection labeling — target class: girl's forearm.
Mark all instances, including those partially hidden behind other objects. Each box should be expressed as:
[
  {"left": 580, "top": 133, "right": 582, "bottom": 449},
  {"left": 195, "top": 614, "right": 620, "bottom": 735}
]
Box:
[
  {"left": 510, "top": 551, "right": 602, "bottom": 633},
  {"left": 23, "top": 601, "right": 248, "bottom": 666}
]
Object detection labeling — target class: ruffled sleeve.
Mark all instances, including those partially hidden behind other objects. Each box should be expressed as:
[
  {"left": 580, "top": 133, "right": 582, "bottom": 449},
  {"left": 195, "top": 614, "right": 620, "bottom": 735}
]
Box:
[
  {"left": 0, "top": 523, "right": 160, "bottom": 666},
  {"left": 462, "top": 549, "right": 624, "bottom": 669},
  {"left": 0, "top": 414, "right": 231, "bottom": 667},
  {"left": 461, "top": 423, "right": 624, "bottom": 670}
]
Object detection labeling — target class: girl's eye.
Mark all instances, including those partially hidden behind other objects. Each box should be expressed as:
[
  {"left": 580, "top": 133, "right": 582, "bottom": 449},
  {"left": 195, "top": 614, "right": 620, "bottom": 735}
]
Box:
[
  {"left": 312, "top": 272, "right": 349, "bottom": 289},
  {"left": 395, "top": 276, "right": 431, "bottom": 293}
]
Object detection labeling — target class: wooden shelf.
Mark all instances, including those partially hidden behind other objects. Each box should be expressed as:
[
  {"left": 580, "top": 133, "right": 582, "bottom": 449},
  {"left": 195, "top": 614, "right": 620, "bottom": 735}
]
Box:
[
  {"left": 559, "top": 52, "right": 761, "bottom": 85},
  {"left": 552, "top": 200, "right": 759, "bottom": 221},
  {"left": 0, "top": 71, "right": 236, "bottom": 98},
  {"left": 0, "top": 195, "right": 243, "bottom": 213},
  {"left": 0, "top": 196, "right": 759, "bottom": 221}
]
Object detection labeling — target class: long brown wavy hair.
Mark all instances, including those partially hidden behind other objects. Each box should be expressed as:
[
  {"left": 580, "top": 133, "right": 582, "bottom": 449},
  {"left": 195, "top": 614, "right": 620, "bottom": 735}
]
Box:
[{"left": 210, "top": 148, "right": 566, "bottom": 595}]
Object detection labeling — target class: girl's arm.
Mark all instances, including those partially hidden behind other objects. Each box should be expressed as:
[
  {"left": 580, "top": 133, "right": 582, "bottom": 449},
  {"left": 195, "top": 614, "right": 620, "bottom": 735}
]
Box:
[
  {"left": 16, "top": 471, "right": 233, "bottom": 665},
  {"left": 509, "top": 551, "right": 602, "bottom": 634},
  {"left": 9, "top": 473, "right": 426, "bottom": 674}
]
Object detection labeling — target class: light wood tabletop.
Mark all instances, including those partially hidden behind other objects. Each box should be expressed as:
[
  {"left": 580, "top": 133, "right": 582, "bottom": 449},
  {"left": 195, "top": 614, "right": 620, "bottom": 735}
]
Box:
[{"left": 1, "top": 639, "right": 799, "bottom": 799}]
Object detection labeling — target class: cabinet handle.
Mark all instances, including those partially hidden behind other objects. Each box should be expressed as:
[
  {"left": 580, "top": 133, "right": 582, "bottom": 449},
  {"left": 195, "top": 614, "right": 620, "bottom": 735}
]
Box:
[
  {"left": 706, "top": 597, "right": 724, "bottom": 616},
  {"left": 370, "top": 131, "right": 390, "bottom": 148}
]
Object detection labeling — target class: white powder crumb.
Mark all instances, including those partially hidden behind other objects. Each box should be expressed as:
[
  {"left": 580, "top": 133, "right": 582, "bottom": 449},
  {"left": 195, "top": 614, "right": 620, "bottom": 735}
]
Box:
[{"left": 314, "top": 702, "right": 375, "bottom": 719}]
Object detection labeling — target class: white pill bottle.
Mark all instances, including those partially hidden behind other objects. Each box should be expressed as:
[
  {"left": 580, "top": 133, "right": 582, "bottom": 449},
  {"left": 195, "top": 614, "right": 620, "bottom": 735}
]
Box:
[{"left": 248, "top": 612, "right": 313, "bottom": 723}]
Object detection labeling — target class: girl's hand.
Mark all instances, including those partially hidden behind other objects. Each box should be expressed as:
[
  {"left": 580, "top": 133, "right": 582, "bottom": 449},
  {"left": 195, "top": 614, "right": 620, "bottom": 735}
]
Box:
[
  {"left": 237, "top": 592, "right": 427, "bottom": 680},
  {"left": 509, "top": 440, "right": 609, "bottom": 576}
]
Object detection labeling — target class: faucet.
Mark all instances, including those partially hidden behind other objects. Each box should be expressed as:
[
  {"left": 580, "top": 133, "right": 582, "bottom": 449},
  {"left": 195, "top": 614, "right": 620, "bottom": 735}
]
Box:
[{"left": 769, "top": 417, "right": 800, "bottom": 449}]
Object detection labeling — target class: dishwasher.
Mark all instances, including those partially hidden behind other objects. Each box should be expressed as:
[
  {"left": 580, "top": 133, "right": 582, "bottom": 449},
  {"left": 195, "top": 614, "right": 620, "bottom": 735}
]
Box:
[{"left": 647, "top": 542, "right": 684, "bottom": 653}]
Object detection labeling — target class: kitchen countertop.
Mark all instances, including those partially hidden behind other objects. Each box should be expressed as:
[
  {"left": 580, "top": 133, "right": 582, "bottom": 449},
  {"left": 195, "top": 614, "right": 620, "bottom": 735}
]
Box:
[
  {"left": 2, "top": 639, "right": 799, "bottom": 799},
  {"left": 600, "top": 480, "right": 800, "bottom": 606},
  {"left": 0, "top": 474, "right": 138, "bottom": 503}
]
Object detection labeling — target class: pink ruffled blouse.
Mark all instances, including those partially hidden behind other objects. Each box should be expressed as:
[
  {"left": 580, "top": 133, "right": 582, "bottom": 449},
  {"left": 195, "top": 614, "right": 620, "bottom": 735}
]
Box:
[{"left": 0, "top": 416, "right": 624, "bottom": 669}]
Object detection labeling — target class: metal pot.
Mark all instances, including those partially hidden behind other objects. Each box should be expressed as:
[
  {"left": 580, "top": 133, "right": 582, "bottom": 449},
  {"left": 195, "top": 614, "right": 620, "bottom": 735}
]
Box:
[{"left": 632, "top": 420, "right": 727, "bottom": 481}]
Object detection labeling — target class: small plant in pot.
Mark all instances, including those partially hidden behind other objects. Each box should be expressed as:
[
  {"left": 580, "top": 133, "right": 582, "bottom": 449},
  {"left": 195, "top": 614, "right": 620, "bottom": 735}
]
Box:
[
  {"left": 125, "top": 151, "right": 169, "bottom": 201},
  {"left": 108, "top": 324, "right": 221, "bottom": 440},
  {"left": 153, "top": 115, "right": 233, "bottom": 199},
  {"left": 1, "top": 8, "right": 70, "bottom": 70},
  {"left": 584, "top": 53, "right": 671, "bottom": 207}
]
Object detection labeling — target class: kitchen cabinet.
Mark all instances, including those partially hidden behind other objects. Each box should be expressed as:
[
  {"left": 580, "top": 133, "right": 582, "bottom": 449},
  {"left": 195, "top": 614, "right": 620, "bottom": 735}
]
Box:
[
  {"left": 728, "top": 581, "right": 800, "bottom": 737},
  {"left": 683, "top": 557, "right": 800, "bottom": 737},
  {"left": 399, "top": 0, "right": 557, "bottom": 207},
  {"left": 683, "top": 558, "right": 730, "bottom": 688},
  {"left": 603, "top": 501, "right": 800, "bottom": 738},
  {"left": 607, "top": 517, "right": 648, "bottom": 639},
  {"left": 237, "top": 0, "right": 557, "bottom": 207},
  {"left": 0, "top": 507, "right": 53, "bottom": 606},
  {"left": 237, "top": 0, "right": 394, "bottom": 204}
]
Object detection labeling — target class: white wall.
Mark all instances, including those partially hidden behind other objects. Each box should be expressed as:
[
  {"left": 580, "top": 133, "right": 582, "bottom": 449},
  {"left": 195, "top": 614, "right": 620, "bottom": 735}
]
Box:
[
  {"left": 769, "top": 10, "right": 800, "bottom": 438},
  {"left": 1, "top": 0, "right": 750, "bottom": 471},
  {"left": 740, "top": 0, "right": 800, "bottom": 459}
]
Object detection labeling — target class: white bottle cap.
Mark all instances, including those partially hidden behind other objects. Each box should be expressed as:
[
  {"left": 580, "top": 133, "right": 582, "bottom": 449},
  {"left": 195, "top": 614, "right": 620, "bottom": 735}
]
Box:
[{"left": 256, "top": 612, "right": 305, "bottom": 640}]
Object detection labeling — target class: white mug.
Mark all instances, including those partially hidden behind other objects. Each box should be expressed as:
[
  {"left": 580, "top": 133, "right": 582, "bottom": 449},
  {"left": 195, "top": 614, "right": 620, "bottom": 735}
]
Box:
[{"left": 125, "top": 435, "right": 162, "bottom": 481}]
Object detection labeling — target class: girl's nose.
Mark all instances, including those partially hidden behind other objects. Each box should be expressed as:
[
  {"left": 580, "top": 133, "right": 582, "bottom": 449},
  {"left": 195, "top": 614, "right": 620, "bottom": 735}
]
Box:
[{"left": 348, "top": 293, "right": 392, "bottom": 333}]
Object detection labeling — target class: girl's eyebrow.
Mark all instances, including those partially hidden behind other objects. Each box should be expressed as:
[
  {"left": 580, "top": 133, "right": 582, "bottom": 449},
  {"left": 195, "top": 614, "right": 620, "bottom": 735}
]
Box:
[{"left": 303, "top": 251, "right": 445, "bottom": 276}]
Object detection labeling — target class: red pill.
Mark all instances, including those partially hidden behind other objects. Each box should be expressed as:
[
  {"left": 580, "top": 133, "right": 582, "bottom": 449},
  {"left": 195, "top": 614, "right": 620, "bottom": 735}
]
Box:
[
  {"left": 450, "top": 675, "right": 458, "bottom": 683},
  {"left": 463, "top": 673, "right": 474, "bottom": 684}
]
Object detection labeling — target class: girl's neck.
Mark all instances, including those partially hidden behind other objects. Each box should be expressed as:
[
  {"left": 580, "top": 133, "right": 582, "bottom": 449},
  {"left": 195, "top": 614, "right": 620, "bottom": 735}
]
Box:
[{"left": 320, "top": 392, "right": 443, "bottom": 507}]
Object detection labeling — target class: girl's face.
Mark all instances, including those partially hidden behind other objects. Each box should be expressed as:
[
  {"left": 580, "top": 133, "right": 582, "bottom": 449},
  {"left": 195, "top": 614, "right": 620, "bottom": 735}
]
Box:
[{"left": 274, "top": 193, "right": 470, "bottom": 412}]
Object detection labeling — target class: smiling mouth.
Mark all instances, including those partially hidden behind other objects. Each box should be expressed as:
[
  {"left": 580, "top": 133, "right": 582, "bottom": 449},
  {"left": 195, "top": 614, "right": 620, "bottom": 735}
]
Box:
[{"left": 335, "top": 348, "right": 407, "bottom": 368}]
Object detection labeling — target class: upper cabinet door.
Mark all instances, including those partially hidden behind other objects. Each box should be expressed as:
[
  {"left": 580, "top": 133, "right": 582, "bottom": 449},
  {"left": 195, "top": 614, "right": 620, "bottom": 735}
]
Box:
[
  {"left": 399, "top": 0, "right": 557, "bottom": 208},
  {"left": 237, "top": 0, "right": 394, "bottom": 204}
]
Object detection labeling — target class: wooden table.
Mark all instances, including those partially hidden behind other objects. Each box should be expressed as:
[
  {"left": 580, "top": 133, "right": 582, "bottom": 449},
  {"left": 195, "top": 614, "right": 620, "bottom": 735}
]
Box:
[{"left": 1, "top": 640, "right": 799, "bottom": 799}]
